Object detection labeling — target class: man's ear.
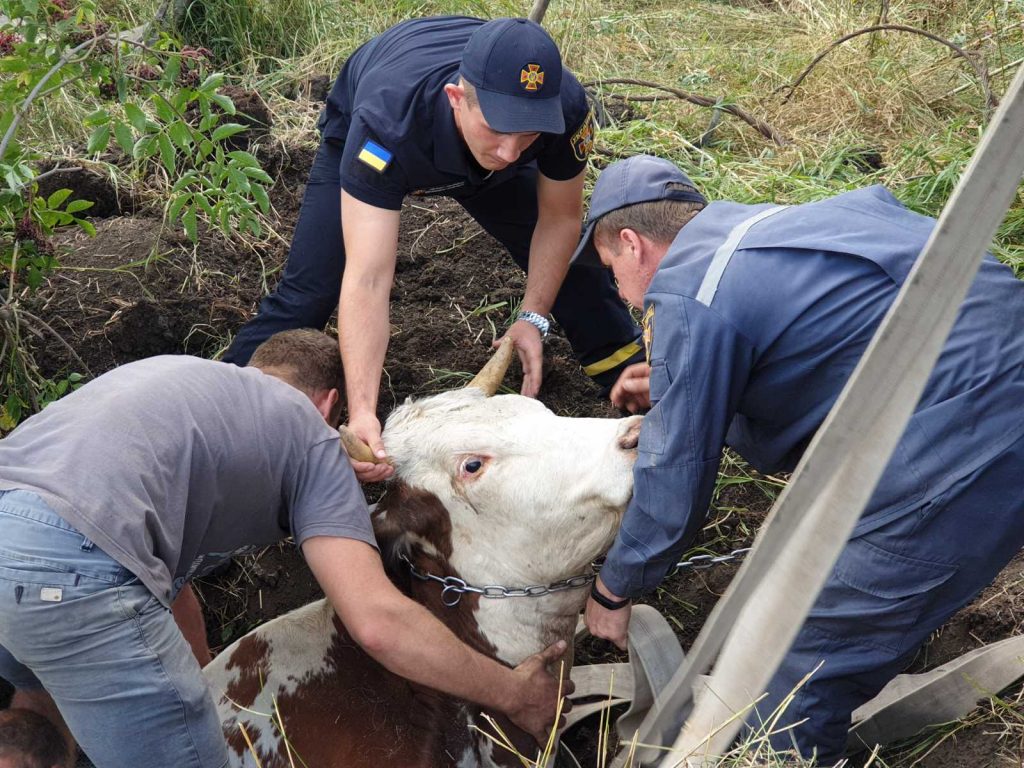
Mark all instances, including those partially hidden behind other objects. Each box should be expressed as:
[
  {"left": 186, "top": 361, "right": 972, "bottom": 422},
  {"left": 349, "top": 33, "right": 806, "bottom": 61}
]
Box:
[
  {"left": 618, "top": 228, "right": 644, "bottom": 264},
  {"left": 444, "top": 82, "right": 464, "bottom": 112},
  {"left": 312, "top": 388, "right": 341, "bottom": 426}
]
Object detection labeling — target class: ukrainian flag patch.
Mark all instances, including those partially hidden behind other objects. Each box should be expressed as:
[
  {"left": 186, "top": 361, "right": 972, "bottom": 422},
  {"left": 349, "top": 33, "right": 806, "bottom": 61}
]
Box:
[{"left": 357, "top": 140, "right": 392, "bottom": 173}]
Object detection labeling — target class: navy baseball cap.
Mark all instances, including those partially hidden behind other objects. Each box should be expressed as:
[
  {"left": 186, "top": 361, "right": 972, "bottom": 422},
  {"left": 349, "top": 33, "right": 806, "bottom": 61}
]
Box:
[
  {"left": 571, "top": 155, "right": 707, "bottom": 266},
  {"left": 460, "top": 18, "right": 565, "bottom": 135}
]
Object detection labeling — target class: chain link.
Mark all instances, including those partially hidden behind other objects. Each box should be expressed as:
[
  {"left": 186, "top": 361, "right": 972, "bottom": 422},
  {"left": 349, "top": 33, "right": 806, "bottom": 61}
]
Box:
[
  {"left": 669, "top": 547, "right": 751, "bottom": 573},
  {"left": 400, "top": 546, "right": 751, "bottom": 607}
]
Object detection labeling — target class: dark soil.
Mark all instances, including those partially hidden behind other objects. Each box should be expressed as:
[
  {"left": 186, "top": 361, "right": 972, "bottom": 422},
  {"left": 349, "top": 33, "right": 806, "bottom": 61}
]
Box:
[{"left": 4, "top": 114, "right": 1023, "bottom": 767}]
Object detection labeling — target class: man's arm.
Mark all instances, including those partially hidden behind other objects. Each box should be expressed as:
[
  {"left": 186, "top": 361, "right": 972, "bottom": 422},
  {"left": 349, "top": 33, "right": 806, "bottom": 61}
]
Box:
[
  {"left": 504, "top": 169, "right": 586, "bottom": 397},
  {"left": 339, "top": 189, "right": 400, "bottom": 482},
  {"left": 302, "top": 536, "right": 570, "bottom": 743},
  {"left": 585, "top": 296, "right": 753, "bottom": 647},
  {"left": 171, "top": 584, "right": 212, "bottom": 666}
]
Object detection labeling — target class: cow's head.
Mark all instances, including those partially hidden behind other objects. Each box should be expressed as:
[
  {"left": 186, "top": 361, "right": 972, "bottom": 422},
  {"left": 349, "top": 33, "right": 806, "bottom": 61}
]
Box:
[
  {"left": 348, "top": 342, "right": 634, "bottom": 618},
  {"left": 376, "top": 386, "right": 641, "bottom": 587}
]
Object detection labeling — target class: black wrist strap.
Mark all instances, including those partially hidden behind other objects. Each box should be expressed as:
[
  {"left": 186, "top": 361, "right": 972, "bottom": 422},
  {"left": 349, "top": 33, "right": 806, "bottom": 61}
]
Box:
[{"left": 590, "top": 580, "right": 631, "bottom": 610}]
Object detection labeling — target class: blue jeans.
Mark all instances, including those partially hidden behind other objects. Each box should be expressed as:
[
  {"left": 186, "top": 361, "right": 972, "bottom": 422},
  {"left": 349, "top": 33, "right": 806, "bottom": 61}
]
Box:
[{"left": 0, "top": 490, "right": 228, "bottom": 768}]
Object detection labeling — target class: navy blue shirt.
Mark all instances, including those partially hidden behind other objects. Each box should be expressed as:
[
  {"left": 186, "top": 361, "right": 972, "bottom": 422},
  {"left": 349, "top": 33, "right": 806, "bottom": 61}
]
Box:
[
  {"left": 601, "top": 186, "right": 1024, "bottom": 597},
  {"left": 320, "top": 16, "right": 595, "bottom": 211}
]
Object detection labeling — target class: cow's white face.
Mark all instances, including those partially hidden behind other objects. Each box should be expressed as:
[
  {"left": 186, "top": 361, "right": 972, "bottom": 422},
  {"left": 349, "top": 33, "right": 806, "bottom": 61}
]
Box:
[{"left": 381, "top": 389, "right": 641, "bottom": 587}]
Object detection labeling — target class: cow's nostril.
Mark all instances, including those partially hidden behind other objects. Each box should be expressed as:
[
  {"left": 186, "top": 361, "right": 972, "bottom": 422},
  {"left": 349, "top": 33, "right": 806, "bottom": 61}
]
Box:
[{"left": 618, "top": 418, "right": 642, "bottom": 450}]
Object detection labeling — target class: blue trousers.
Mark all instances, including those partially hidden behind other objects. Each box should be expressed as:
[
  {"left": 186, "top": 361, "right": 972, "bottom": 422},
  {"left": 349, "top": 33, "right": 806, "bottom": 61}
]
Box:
[
  {"left": 223, "top": 138, "right": 642, "bottom": 386},
  {"left": 758, "top": 431, "right": 1024, "bottom": 764}
]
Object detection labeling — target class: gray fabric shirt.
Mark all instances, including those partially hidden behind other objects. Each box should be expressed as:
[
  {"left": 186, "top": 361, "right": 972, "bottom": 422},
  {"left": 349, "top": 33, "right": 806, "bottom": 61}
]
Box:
[{"left": 0, "top": 356, "right": 375, "bottom": 606}]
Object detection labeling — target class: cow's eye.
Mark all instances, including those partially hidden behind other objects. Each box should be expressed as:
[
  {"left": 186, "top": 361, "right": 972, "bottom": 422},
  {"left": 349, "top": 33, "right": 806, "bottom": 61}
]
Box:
[{"left": 457, "top": 455, "right": 489, "bottom": 480}]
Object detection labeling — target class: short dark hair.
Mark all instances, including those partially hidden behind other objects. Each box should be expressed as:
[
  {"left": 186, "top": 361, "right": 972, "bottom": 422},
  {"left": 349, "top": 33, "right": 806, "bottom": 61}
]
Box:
[
  {"left": 248, "top": 329, "right": 344, "bottom": 397},
  {"left": 0, "top": 709, "right": 70, "bottom": 768},
  {"left": 460, "top": 78, "right": 479, "bottom": 109},
  {"left": 593, "top": 183, "right": 705, "bottom": 248}
]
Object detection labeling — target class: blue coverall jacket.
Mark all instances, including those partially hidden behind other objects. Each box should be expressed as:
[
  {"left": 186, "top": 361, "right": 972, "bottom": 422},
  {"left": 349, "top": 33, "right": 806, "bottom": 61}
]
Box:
[
  {"left": 602, "top": 185, "right": 1024, "bottom": 597},
  {"left": 599, "top": 185, "right": 1024, "bottom": 760}
]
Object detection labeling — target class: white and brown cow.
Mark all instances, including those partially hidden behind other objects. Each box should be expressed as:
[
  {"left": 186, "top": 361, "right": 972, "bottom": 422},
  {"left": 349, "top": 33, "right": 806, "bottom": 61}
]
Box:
[{"left": 204, "top": 346, "right": 641, "bottom": 767}]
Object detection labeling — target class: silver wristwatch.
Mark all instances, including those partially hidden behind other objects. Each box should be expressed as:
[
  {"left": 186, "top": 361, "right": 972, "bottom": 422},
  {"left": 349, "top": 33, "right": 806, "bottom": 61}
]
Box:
[{"left": 517, "top": 311, "right": 550, "bottom": 339}]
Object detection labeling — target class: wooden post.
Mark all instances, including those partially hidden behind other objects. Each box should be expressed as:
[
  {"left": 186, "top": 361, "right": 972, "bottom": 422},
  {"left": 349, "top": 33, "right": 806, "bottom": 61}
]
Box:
[{"left": 528, "top": 0, "right": 551, "bottom": 24}]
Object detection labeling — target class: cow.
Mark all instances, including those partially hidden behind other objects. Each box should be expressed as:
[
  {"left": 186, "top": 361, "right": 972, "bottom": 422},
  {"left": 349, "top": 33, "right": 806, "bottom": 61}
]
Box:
[{"left": 204, "top": 341, "right": 642, "bottom": 768}]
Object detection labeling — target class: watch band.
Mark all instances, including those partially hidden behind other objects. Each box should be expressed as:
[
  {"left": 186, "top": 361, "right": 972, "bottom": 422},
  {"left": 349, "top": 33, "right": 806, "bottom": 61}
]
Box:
[
  {"left": 517, "top": 310, "right": 550, "bottom": 339},
  {"left": 590, "top": 580, "right": 631, "bottom": 610}
]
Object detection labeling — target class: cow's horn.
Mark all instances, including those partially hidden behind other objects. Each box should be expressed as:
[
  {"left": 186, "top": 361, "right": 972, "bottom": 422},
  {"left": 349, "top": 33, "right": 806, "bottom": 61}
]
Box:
[
  {"left": 466, "top": 336, "right": 514, "bottom": 396},
  {"left": 338, "top": 425, "right": 393, "bottom": 465}
]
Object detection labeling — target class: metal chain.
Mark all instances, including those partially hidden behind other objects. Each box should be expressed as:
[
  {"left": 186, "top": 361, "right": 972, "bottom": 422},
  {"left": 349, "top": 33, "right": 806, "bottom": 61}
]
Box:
[
  {"left": 669, "top": 547, "right": 752, "bottom": 574},
  {"left": 401, "top": 554, "right": 595, "bottom": 607},
  {"left": 400, "top": 546, "right": 752, "bottom": 607}
]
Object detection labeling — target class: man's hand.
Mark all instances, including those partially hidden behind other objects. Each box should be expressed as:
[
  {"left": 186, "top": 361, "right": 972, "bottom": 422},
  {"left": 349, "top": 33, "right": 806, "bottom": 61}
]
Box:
[
  {"left": 584, "top": 577, "right": 631, "bottom": 650},
  {"left": 505, "top": 640, "right": 575, "bottom": 744},
  {"left": 610, "top": 362, "right": 651, "bottom": 414},
  {"left": 346, "top": 411, "right": 394, "bottom": 483},
  {"left": 499, "top": 320, "right": 545, "bottom": 398}
]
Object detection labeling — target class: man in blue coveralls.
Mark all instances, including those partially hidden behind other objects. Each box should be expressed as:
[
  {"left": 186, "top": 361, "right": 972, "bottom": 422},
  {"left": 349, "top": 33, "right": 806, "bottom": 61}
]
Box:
[
  {"left": 577, "top": 155, "right": 1024, "bottom": 763},
  {"left": 222, "top": 17, "right": 643, "bottom": 481}
]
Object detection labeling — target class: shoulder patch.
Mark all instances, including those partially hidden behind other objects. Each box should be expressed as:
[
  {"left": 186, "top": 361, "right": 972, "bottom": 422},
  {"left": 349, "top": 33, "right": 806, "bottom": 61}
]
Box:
[
  {"left": 357, "top": 140, "right": 393, "bottom": 173},
  {"left": 642, "top": 304, "right": 655, "bottom": 364},
  {"left": 571, "top": 107, "right": 596, "bottom": 162}
]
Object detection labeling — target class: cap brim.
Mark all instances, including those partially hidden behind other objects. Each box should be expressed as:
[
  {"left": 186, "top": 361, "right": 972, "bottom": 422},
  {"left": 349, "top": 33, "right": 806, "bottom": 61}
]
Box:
[
  {"left": 570, "top": 219, "right": 601, "bottom": 267},
  {"left": 475, "top": 87, "right": 565, "bottom": 134}
]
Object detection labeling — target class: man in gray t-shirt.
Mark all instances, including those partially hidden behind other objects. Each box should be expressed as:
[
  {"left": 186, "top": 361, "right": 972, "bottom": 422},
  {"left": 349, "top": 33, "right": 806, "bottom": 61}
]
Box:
[{"left": 0, "top": 330, "right": 566, "bottom": 768}]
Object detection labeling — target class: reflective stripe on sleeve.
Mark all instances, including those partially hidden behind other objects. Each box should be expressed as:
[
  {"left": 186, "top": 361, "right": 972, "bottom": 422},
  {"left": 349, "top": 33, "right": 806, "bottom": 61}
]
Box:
[{"left": 695, "top": 206, "right": 788, "bottom": 307}]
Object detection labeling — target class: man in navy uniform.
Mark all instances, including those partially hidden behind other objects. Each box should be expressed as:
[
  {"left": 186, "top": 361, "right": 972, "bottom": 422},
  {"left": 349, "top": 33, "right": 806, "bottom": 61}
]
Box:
[
  {"left": 222, "top": 17, "right": 643, "bottom": 481},
  {"left": 577, "top": 155, "right": 1024, "bottom": 763}
]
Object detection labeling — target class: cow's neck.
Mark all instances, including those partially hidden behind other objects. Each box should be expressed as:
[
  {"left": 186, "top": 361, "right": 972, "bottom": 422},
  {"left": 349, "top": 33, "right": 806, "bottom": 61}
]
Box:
[{"left": 405, "top": 549, "right": 585, "bottom": 666}]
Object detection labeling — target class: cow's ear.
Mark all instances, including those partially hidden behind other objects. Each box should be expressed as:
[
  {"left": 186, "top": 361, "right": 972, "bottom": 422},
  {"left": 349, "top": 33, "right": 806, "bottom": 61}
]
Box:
[
  {"left": 371, "top": 489, "right": 405, "bottom": 551},
  {"left": 371, "top": 486, "right": 413, "bottom": 588}
]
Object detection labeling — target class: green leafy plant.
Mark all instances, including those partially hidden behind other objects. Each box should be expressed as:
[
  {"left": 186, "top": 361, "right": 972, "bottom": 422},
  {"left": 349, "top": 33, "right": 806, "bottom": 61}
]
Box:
[{"left": 0, "top": 0, "right": 274, "bottom": 429}]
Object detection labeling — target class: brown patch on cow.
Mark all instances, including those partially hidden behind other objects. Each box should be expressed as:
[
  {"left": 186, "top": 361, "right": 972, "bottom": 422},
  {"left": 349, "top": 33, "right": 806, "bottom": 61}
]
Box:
[
  {"left": 371, "top": 483, "right": 542, "bottom": 764},
  {"left": 374, "top": 483, "right": 455, "bottom": 579},
  {"left": 250, "top": 618, "right": 468, "bottom": 767},
  {"left": 220, "top": 484, "right": 541, "bottom": 765},
  {"left": 224, "top": 720, "right": 264, "bottom": 759},
  {"left": 223, "top": 633, "right": 272, "bottom": 709}
]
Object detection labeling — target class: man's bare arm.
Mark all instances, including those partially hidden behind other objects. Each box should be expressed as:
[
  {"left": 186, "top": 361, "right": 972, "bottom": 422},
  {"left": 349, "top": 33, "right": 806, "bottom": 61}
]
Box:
[
  {"left": 338, "top": 189, "right": 401, "bottom": 480},
  {"left": 505, "top": 169, "right": 586, "bottom": 396},
  {"left": 302, "top": 536, "right": 570, "bottom": 743}
]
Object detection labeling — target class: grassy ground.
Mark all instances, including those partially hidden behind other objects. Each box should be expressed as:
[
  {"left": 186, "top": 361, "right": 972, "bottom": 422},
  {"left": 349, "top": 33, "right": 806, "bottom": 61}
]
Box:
[{"left": 15, "top": 0, "right": 1024, "bottom": 765}]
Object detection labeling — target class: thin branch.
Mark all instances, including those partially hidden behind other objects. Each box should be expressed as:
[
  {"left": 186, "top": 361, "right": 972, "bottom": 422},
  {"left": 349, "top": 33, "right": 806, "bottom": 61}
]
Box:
[
  {"left": 935, "top": 56, "right": 1024, "bottom": 103},
  {"left": 868, "top": 0, "right": 891, "bottom": 54},
  {"left": 12, "top": 165, "right": 83, "bottom": 192},
  {"left": 0, "top": 36, "right": 100, "bottom": 161},
  {"left": 1, "top": 300, "right": 93, "bottom": 377},
  {"left": 583, "top": 78, "right": 788, "bottom": 146},
  {"left": 777, "top": 24, "right": 995, "bottom": 114}
]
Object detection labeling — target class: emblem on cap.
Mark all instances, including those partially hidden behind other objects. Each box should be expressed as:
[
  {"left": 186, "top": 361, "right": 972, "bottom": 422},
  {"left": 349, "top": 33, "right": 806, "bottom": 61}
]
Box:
[{"left": 520, "top": 63, "right": 545, "bottom": 91}]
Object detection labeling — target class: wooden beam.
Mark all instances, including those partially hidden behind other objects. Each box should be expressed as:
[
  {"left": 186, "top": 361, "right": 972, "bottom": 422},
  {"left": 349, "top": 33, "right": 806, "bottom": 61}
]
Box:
[{"left": 528, "top": 0, "right": 551, "bottom": 24}]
